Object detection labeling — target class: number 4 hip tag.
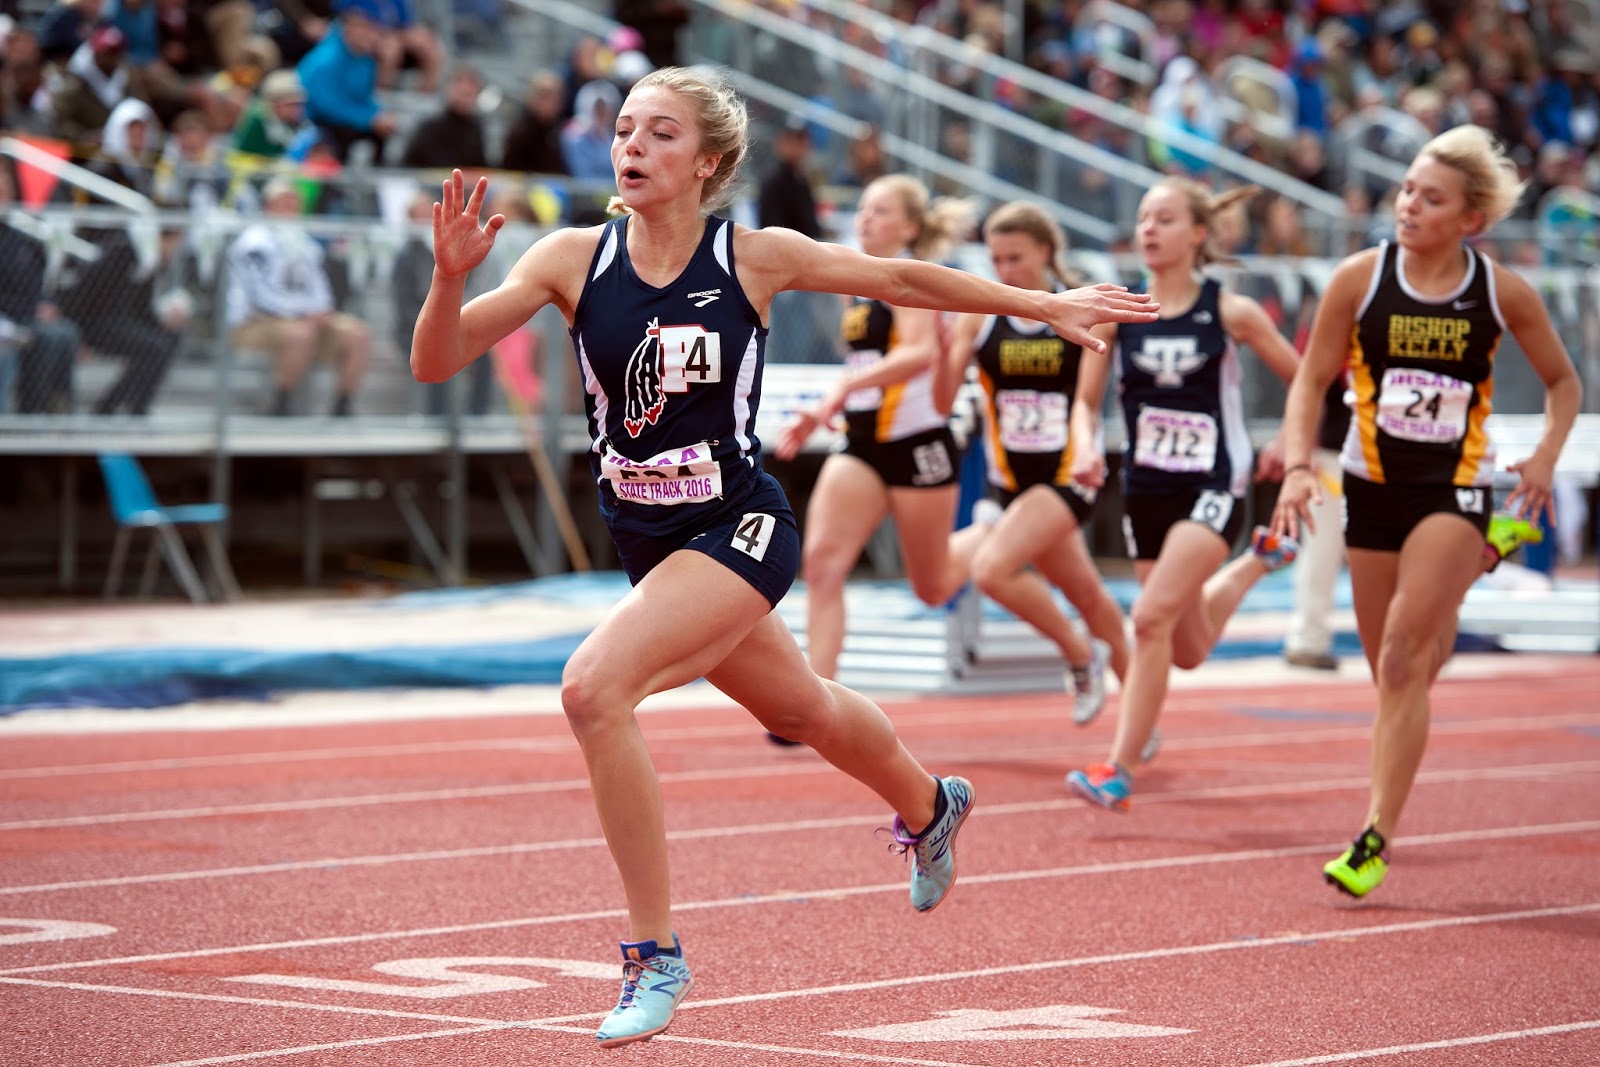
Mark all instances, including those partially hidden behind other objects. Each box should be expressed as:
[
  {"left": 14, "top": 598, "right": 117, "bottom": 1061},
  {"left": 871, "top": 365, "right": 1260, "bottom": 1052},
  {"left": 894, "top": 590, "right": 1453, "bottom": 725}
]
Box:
[{"left": 731, "top": 513, "right": 774, "bottom": 561}]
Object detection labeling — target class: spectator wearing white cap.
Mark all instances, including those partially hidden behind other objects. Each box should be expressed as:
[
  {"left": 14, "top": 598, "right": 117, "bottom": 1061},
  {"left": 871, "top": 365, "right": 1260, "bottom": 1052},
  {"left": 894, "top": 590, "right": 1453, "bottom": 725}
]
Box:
[{"left": 232, "top": 68, "right": 312, "bottom": 160}]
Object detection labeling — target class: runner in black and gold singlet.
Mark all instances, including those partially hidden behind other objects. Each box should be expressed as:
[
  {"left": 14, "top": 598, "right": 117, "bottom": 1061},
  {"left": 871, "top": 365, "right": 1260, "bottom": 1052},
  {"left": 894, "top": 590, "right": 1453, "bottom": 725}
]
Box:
[
  {"left": 1274, "top": 125, "right": 1579, "bottom": 900},
  {"left": 773, "top": 175, "right": 974, "bottom": 688},
  {"left": 934, "top": 202, "right": 1130, "bottom": 727},
  {"left": 1342, "top": 238, "right": 1503, "bottom": 499}
]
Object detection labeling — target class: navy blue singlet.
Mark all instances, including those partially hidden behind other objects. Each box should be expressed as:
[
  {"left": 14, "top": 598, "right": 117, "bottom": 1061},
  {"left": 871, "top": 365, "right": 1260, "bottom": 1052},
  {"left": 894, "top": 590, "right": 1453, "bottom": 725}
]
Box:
[
  {"left": 570, "top": 215, "right": 768, "bottom": 537},
  {"left": 1115, "top": 278, "right": 1253, "bottom": 496}
]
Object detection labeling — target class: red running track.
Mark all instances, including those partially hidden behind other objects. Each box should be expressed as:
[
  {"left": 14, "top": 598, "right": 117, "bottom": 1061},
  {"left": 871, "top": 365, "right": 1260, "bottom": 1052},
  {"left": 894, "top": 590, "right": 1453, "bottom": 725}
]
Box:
[{"left": 2, "top": 657, "right": 1599, "bottom": 1066}]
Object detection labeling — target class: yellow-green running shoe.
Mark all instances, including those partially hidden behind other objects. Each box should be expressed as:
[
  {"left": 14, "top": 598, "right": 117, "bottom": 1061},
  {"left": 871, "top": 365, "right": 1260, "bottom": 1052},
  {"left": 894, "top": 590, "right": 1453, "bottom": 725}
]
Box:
[
  {"left": 1323, "top": 826, "right": 1388, "bottom": 898},
  {"left": 1486, "top": 513, "right": 1543, "bottom": 562}
]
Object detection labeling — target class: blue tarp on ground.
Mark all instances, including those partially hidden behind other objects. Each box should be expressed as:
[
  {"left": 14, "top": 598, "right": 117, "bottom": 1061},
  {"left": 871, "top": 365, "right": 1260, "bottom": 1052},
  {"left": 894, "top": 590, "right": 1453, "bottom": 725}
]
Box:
[
  {"left": 0, "top": 568, "right": 1355, "bottom": 716},
  {"left": 0, "top": 633, "right": 588, "bottom": 714}
]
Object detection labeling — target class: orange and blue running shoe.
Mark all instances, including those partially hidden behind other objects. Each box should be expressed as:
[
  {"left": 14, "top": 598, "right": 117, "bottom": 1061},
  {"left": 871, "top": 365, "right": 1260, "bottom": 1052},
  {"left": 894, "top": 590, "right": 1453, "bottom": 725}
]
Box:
[
  {"left": 1066, "top": 762, "right": 1133, "bottom": 812},
  {"left": 1249, "top": 526, "right": 1299, "bottom": 572},
  {"left": 1323, "top": 826, "right": 1388, "bottom": 898}
]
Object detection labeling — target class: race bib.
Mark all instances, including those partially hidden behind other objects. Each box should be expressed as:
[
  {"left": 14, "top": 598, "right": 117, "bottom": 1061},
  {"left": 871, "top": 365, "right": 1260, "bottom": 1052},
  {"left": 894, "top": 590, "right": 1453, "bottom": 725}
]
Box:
[
  {"left": 1133, "top": 406, "right": 1218, "bottom": 473},
  {"left": 601, "top": 441, "right": 722, "bottom": 506},
  {"left": 995, "top": 389, "right": 1069, "bottom": 453},
  {"left": 1375, "top": 367, "right": 1472, "bottom": 444},
  {"left": 843, "top": 350, "right": 884, "bottom": 412}
]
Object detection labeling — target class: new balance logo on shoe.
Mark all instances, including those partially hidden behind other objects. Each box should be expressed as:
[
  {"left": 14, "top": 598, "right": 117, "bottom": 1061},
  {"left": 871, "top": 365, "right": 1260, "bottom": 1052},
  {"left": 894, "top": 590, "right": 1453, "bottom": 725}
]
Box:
[
  {"left": 688, "top": 289, "right": 721, "bottom": 307},
  {"left": 893, "top": 776, "right": 974, "bottom": 913}
]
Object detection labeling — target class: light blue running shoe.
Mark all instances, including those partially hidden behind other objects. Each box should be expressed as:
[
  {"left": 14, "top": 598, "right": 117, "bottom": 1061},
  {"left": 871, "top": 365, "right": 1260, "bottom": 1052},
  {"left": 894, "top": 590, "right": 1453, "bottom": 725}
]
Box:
[
  {"left": 891, "top": 775, "right": 975, "bottom": 913},
  {"left": 595, "top": 934, "right": 694, "bottom": 1048},
  {"left": 1065, "top": 762, "right": 1132, "bottom": 812}
]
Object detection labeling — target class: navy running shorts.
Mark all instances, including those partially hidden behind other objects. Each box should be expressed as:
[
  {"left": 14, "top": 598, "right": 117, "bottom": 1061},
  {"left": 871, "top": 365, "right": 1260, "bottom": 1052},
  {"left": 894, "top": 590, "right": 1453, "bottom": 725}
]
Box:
[
  {"left": 1342, "top": 473, "right": 1490, "bottom": 552},
  {"left": 608, "top": 471, "right": 801, "bottom": 609},
  {"left": 1121, "top": 489, "right": 1246, "bottom": 561}
]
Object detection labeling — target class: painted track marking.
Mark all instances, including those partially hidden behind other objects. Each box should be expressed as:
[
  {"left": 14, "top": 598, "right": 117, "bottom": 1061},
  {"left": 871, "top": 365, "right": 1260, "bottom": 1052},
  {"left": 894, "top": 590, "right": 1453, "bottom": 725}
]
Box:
[
  {"left": 4, "top": 817, "right": 1596, "bottom": 977},
  {"left": 3, "top": 902, "right": 1594, "bottom": 1066},
  {"left": 1242, "top": 1018, "right": 1600, "bottom": 1065}
]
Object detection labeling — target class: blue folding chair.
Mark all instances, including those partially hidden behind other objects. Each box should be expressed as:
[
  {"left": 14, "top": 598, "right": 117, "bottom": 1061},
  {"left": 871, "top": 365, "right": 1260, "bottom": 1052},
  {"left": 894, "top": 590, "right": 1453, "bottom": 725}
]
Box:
[{"left": 97, "top": 452, "right": 242, "bottom": 603}]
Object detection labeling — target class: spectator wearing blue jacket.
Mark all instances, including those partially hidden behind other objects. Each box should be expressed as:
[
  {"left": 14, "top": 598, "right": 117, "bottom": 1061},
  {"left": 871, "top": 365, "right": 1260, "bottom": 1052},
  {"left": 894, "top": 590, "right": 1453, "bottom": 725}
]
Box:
[
  {"left": 295, "top": 0, "right": 397, "bottom": 163},
  {"left": 560, "top": 78, "right": 621, "bottom": 181},
  {"left": 1290, "top": 36, "right": 1330, "bottom": 136}
]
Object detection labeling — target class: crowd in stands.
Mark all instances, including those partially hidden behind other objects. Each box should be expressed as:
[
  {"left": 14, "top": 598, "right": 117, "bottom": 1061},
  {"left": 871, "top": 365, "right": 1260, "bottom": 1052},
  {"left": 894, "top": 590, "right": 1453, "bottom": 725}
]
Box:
[
  {"left": 0, "top": 0, "right": 1596, "bottom": 418},
  {"left": 718, "top": 0, "right": 1596, "bottom": 261}
]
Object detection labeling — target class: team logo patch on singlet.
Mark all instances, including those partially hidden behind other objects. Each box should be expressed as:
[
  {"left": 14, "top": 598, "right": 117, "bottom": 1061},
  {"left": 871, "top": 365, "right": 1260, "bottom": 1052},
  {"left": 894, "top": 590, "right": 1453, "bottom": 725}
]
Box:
[
  {"left": 622, "top": 318, "right": 724, "bottom": 437},
  {"left": 600, "top": 440, "right": 723, "bottom": 505},
  {"left": 1131, "top": 336, "right": 1207, "bottom": 388}
]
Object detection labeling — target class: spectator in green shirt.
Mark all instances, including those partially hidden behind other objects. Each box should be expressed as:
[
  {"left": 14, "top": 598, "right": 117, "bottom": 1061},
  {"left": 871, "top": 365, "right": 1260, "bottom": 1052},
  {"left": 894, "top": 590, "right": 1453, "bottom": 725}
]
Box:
[{"left": 231, "top": 68, "right": 311, "bottom": 160}]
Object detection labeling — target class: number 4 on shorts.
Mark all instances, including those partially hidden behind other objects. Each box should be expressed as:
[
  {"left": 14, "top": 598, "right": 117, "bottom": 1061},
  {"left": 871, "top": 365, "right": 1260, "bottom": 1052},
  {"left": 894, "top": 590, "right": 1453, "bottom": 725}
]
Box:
[{"left": 731, "top": 513, "right": 774, "bottom": 561}]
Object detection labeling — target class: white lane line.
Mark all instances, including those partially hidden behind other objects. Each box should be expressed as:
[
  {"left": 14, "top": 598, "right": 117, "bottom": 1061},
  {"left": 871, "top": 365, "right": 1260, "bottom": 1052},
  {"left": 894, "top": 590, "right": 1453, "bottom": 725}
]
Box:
[
  {"left": 152, "top": 1021, "right": 990, "bottom": 1067},
  {"left": 531, "top": 901, "right": 1600, "bottom": 1023},
  {"left": 3, "top": 762, "right": 1598, "bottom": 897},
  {"left": 0, "top": 703, "right": 1079, "bottom": 780},
  {"left": 4, "top": 699, "right": 1595, "bottom": 781},
  {"left": 1242, "top": 1018, "right": 1600, "bottom": 1066},
  {"left": 10, "top": 905, "right": 1596, "bottom": 1067},
  {"left": 0, "top": 737, "right": 579, "bottom": 781},
  {"left": 4, "top": 818, "right": 1596, "bottom": 978},
  {"left": 5, "top": 739, "right": 1600, "bottom": 897},
  {"left": 3, "top": 715, "right": 1597, "bottom": 831}
]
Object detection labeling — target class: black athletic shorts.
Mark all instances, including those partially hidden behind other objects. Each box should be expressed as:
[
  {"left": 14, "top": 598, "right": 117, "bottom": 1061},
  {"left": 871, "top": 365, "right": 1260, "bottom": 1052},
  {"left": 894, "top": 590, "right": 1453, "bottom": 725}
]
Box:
[
  {"left": 840, "top": 425, "right": 962, "bottom": 488},
  {"left": 1342, "top": 473, "right": 1491, "bottom": 552},
  {"left": 1121, "top": 489, "right": 1246, "bottom": 561},
  {"left": 992, "top": 481, "right": 1097, "bottom": 527}
]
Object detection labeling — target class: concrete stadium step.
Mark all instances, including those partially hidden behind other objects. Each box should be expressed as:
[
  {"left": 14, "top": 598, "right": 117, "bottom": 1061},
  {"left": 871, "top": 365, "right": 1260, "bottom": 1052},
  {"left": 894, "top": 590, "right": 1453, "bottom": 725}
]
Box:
[{"left": 1459, "top": 583, "right": 1600, "bottom": 654}]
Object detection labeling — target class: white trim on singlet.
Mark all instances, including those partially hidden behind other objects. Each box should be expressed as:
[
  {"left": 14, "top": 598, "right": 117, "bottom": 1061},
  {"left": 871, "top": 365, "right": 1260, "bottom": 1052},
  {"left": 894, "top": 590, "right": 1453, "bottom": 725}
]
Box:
[
  {"left": 1480, "top": 249, "right": 1508, "bottom": 331},
  {"left": 1003, "top": 314, "right": 1052, "bottom": 334},
  {"left": 577, "top": 338, "right": 608, "bottom": 454},
  {"left": 1353, "top": 241, "right": 1388, "bottom": 319},
  {"left": 591, "top": 225, "right": 619, "bottom": 280},
  {"left": 712, "top": 219, "right": 731, "bottom": 276},
  {"left": 1219, "top": 338, "right": 1253, "bottom": 497},
  {"left": 731, "top": 328, "right": 759, "bottom": 456},
  {"left": 1395, "top": 242, "right": 1477, "bottom": 305},
  {"left": 972, "top": 314, "right": 998, "bottom": 348}
]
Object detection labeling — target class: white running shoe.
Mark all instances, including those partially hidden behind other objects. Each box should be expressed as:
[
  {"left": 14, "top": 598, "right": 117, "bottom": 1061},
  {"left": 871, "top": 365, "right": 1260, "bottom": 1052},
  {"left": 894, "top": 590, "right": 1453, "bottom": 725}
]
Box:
[{"left": 1069, "top": 639, "right": 1111, "bottom": 726}]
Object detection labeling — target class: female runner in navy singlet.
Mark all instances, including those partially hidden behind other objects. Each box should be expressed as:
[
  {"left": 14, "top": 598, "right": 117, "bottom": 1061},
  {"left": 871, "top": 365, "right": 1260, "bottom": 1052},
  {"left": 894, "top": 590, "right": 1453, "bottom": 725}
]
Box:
[
  {"left": 1272, "top": 126, "right": 1579, "bottom": 898},
  {"left": 1063, "top": 180, "right": 1303, "bottom": 813},
  {"left": 410, "top": 67, "right": 1159, "bottom": 1049}
]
